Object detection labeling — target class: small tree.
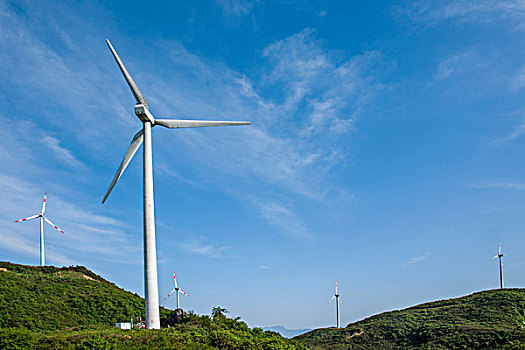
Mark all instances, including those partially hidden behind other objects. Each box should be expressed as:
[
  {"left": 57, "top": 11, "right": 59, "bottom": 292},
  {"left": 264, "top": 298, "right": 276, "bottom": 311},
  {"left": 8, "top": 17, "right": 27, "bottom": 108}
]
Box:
[{"left": 212, "top": 307, "right": 229, "bottom": 321}]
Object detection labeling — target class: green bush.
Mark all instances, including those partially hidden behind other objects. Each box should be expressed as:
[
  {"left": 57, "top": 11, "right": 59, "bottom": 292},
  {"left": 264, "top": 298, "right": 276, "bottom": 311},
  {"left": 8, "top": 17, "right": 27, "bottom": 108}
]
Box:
[{"left": 0, "top": 328, "right": 36, "bottom": 350}]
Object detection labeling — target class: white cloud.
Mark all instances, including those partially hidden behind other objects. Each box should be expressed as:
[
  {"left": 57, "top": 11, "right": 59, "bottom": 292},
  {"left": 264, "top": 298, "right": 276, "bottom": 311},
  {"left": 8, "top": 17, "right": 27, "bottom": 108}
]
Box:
[
  {"left": 470, "top": 181, "right": 525, "bottom": 191},
  {"left": 400, "top": 1, "right": 525, "bottom": 28},
  {"left": 41, "top": 136, "right": 85, "bottom": 168},
  {"left": 259, "top": 202, "right": 312, "bottom": 240},
  {"left": 1, "top": 2, "right": 386, "bottom": 247},
  {"left": 435, "top": 52, "right": 474, "bottom": 81},
  {"left": 143, "top": 29, "right": 384, "bottom": 214},
  {"left": 262, "top": 29, "right": 383, "bottom": 139},
  {"left": 0, "top": 230, "right": 71, "bottom": 266},
  {"left": 181, "top": 236, "right": 228, "bottom": 258},
  {"left": 404, "top": 252, "right": 430, "bottom": 266},
  {"left": 510, "top": 65, "right": 525, "bottom": 90},
  {"left": 0, "top": 161, "right": 140, "bottom": 267},
  {"left": 216, "top": 0, "right": 254, "bottom": 17},
  {"left": 491, "top": 121, "right": 525, "bottom": 147}
]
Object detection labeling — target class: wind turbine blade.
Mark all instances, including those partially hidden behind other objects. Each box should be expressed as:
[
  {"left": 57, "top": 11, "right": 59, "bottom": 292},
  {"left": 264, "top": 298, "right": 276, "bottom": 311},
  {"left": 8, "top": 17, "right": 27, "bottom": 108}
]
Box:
[
  {"left": 173, "top": 271, "right": 178, "bottom": 289},
  {"left": 499, "top": 242, "right": 502, "bottom": 255},
  {"left": 329, "top": 296, "right": 335, "bottom": 302},
  {"left": 155, "top": 119, "right": 251, "bottom": 129},
  {"left": 179, "top": 289, "right": 189, "bottom": 296},
  {"left": 491, "top": 255, "right": 498, "bottom": 260},
  {"left": 14, "top": 214, "right": 39, "bottom": 223},
  {"left": 43, "top": 216, "right": 64, "bottom": 234},
  {"left": 105, "top": 39, "right": 148, "bottom": 109},
  {"left": 41, "top": 192, "right": 47, "bottom": 214},
  {"left": 164, "top": 289, "right": 176, "bottom": 300},
  {"left": 102, "top": 129, "right": 144, "bottom": 203}
]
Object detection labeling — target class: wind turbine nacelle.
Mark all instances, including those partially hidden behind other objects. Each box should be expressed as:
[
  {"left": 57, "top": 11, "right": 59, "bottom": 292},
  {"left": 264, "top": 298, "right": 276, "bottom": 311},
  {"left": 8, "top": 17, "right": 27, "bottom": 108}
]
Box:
[{"left": 135, "top": 104, "right": 155, "bottom": 124}]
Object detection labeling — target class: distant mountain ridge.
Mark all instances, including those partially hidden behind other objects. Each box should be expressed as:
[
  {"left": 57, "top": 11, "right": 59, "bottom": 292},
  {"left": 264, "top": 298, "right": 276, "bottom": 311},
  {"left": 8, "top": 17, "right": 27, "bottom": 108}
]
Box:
[
  {"left": 262, "top": 325, "right": 311, "bottom": 338},
  {"left": 295, "top": 288, "right": 525, "bottom": 349}
]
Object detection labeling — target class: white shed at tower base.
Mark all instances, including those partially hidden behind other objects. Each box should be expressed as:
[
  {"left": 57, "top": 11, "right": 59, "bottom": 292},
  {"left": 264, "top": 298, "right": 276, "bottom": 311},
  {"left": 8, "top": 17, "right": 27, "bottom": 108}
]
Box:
[{"left": 115, "top": 322, "right": 131, "bottom": 330}]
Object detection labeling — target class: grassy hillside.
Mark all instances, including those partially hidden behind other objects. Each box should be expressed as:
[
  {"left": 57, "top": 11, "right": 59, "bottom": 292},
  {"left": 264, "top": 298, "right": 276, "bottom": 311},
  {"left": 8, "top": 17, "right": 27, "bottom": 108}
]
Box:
[
  {"left": 296, "top": 289, "right": 525, "bottom": 349},
  {"left": 0, "top": 261, "right": 160, "bottom": 330},
  {"left": 0, "top": 261, "right": 307, "bottom": 350}
]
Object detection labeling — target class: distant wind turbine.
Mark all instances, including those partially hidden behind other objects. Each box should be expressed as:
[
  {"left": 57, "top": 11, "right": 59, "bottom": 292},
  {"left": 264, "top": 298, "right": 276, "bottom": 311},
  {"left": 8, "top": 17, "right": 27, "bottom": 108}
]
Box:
[
  {"left": 164, "top": 271, "right": 188, "bottom": 309},
  {"left": 491, "top": 242, "right": 504, "bottom": 289},
  {"left": 14, "top": 193, "right": 64, "bottom": 266},
  {"left": 329, "top": 281, "right": 342, "bottom": 328},
  {"left": 102, "top": 39, "right": 250, "bottom": 329}
]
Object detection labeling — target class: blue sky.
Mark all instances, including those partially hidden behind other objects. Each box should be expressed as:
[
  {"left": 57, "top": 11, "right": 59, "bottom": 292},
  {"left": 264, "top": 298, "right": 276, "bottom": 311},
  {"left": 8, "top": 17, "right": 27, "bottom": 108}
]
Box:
[{"left": 1, "top": 0, "right": 525, "bottom": 330}]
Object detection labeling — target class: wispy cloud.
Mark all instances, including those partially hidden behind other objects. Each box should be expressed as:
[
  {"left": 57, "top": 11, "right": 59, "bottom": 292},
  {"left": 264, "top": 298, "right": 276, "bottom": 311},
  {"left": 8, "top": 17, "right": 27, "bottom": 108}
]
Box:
[
  {"left": 216, "top": 0, "right": 254, "bottom": 18},
  {"left": 181, "top": 235, "right": 228, "bottom": 258},
  {"left": 510, "top": 65, "right": 525, "bottom": 91},
  {"left": 144, "top": 29, "right": 385, "bottom": 233},
  {"left": 491, "top": 118, "right": 525, "bottom": 147},
  {"left": 262, "top": 28, "right": 383, "bottom": 136},
  {"left": 404, "top": 252, "right": 430, "bottom": 266},
  {"left": 1, "top": 2, "right": 387, "bottom": 251},
  {"left": 470, "top": 181, "right": 525, "bottom": 191},
  {"left": 0, "top": 228, "right": 71, "bottom": 265},
  {"left": 259, "top": 202, "right": 312, "bottom": 240},
  {"left": 435, "top": 51, "right": 474, "bottom": 81},
  {"left": 399, "top": 1, "right": 525, "bottom": 28},
  {"left": 0, "top": 165, "right": 139, "bottom": 266},
  {"left": 41, "top": 136, "right": 85, "bottom": 168}
]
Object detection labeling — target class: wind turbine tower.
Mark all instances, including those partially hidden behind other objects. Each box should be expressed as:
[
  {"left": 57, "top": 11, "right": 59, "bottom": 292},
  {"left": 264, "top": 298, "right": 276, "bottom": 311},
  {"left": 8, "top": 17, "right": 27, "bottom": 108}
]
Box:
[
  {"left": 102, "top": 39, "right": 250, "bottom": 329},
  {"left": 329, "top": 282, "right": 342, "bottom": 328},
  {"left": 491, "top": 242, "right": 504, "bottom": 289},
  {"left": 164, "top": 271, "right": 188, "bottom": 309},
  {"left": 14, "top": 193, "right": 64, "bottom": 266}
]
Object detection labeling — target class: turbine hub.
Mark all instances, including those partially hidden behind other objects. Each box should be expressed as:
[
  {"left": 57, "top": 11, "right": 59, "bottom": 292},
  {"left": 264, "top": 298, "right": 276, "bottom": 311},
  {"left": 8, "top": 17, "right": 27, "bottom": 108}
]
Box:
[{"left": 135, "top": 104, "right": 155, "bottom": 124}]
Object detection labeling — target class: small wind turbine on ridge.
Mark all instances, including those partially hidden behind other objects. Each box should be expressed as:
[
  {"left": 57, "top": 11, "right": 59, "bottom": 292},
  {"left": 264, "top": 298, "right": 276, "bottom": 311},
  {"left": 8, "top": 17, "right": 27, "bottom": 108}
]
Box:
[
  {"left": 101, "top": 39, "right": 250, "bottom": 329},
  {"left": 14, "top": 193, "right": 64, "bottom": 266},
  {"left": 164, "top": 271, "right": 188, "bottom": 309},
  {"left": 491, "top": 242, "right": 504, "bottom": 289},
  {"left": 329, "top": 281, "right": 342, "bottom": 328}
]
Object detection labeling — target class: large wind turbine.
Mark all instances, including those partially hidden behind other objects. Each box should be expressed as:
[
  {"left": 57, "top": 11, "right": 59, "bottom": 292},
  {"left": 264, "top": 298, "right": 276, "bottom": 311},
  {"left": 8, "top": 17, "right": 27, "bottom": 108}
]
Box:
[
  {"left": 491, "top": 242, "right": 504, "bottom": 289},
  {"left": 329, "top": 282, "right": 342, "bottom": 328},
  {"left": 164, "top": 271, "right": 188, "bottom": 309},
  {"left": 102, "top": 39, "right": 250, "bottom": 329},
  {"left": 14, "top": 193, "right": 64, "bottom": 266}
]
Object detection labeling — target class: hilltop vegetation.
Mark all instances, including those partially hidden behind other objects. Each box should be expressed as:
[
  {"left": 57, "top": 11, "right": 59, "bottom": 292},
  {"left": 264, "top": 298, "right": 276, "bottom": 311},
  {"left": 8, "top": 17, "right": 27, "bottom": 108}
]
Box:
[
  {"left": 296, "top": 289, "right": 525, "bottom": 349},
  {"left": 0, "top": 262, "right": 307, "bottom": 349},
  {"left": 0, "top": 261, "right": 158, "bottom": 330}
]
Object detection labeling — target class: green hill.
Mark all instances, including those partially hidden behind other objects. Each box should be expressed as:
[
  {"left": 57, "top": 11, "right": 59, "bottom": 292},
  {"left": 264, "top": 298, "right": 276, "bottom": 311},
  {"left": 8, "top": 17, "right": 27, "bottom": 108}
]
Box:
[
  {"left": 0, "top": 261, "right": 307, "bottom": 350},
  {"left": 295, "top": 289, "right": 525, "bottom": 349}
]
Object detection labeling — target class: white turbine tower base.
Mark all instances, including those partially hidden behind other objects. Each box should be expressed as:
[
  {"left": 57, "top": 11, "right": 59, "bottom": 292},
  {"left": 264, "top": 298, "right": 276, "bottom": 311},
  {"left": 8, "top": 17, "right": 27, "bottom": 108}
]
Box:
[
  {"left": 164, "top": 271, "right": 189, "bottom": 310},
  {"left": 491, "top": 242, "right": 504, "bottom": 289},
  {"left": 329, "top": 282, "right": 342, "bottom": 328},
  {"left": 14, "top": 193, "right": 64, "bottom": 266},
  {"left": 102, "top": 39, "right": 250, "bottom": 330}
]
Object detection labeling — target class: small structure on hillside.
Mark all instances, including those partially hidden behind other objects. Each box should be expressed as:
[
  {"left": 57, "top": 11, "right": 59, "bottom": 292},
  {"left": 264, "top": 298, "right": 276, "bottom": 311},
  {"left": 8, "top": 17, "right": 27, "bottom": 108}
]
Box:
[{"left": 115, "top": 322, "right": 131, "bottom": 330}]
